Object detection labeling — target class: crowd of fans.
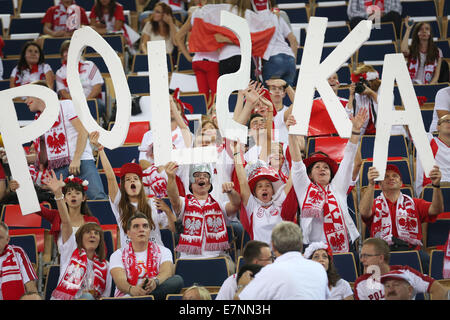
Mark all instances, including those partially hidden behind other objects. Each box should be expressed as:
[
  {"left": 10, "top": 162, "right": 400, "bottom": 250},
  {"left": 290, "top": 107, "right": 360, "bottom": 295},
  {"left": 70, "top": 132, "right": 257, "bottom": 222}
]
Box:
[{"left": 0, "top": 0, "right": 449, "bottom": 301}]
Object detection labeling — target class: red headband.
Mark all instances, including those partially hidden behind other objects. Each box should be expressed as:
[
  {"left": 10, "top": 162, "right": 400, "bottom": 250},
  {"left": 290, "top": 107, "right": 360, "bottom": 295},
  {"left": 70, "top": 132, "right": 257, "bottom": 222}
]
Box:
[
  {"left": 64, "top": 175, "right": 88, "bottom": 191},
  {"left": 173, "top": 88, "right": 194, "bottom": 126}
]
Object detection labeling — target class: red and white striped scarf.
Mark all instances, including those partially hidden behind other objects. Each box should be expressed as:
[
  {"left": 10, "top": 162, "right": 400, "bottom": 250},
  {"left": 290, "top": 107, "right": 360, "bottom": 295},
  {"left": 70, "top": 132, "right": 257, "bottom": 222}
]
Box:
[
  {"left": 408, "top": 56, "right": 437, "bottom": 84},
  {"left": 52, "top": 248, "right": 108, "bottom": 300},
  {"left": 301, "top": 183, "right": 350, "bottom": 253},
  {"left": 176, "top": 194, "right": 229, "bottom": 255},
  {"left": 443, "top": 231, "right": 450, "bottom": 279},
  {"left": 34, "top": 107, "right": 71, "bottom": 170},
  {"left": 372, "top": 193, "right": 422, "bottom": 247},
  {"left": 0, "top": 245, "right": 26, "bottom": 300},
  {"left": 115, "top": 241, "right": 161, "bottom": 297}
]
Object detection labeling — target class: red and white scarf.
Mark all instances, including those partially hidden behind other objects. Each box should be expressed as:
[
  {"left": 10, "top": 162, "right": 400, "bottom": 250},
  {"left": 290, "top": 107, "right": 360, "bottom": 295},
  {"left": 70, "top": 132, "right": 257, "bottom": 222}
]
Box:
[
  {"left": 364, "top": 0, "right": 385, "bottom": 14},
  {"left": 116, "top": 241, "right": 161, "bottom": 297},
  {"left": 51, "top": 248, "right": 108, "bottom": 300},
  {"left": 34, "top": 107, "right": 71, "bottom": 170},
  {"left": 372, "top": 192, "right": 422, "bottom": 247},
  {"left": 443, "top": 231, "right": 450, "bottom": 279},
  {"left": 177, "top": 194, "right": 229, "bottom": 255},
  {"left": 408, "top": 56, "right": 437, "bottom": 84},
  {"left": 0, "top": 245, "right": 26, "bottom": 300},
  {"left": 301, "top": 183, "right": 350, "bottom": 253}
]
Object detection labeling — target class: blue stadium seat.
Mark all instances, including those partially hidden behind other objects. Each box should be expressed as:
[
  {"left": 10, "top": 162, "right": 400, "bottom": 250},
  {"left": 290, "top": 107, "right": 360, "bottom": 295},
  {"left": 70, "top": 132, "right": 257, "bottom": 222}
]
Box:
[
  {"left": 389, "top": 251, "right": 423, "bottom": 273},
  {"left": 228, "top": 92, "right": 238, "bottom": 113},
  {"left": 176, "top": 52, "right": 193, "bottom": 73},
  {"left": 121, "top": 0, "right": 137, "bottom": 11},
  {"left": 19, "top": 0, "right": 54, "bottom": 14},
  {"left": 0, "top": 0, "right": 14, "bottom": 15},
  {"left": 333, "top": 252, "right": 359, "bottom": 283},
  {"left": 131, "top": 53, "right": 173, "bottom": 73},
  {"left": 2, "top": 58, "right": 19, "bottom": 79},
  {"left": 75, "top": 0, "right": 95, "bottom": 11},
  {"left": 357, "top": 42, "right": 397, "bottom": 63},
  {"left": 161, "top": 228, "right": 176, "bottom": 261},
  {"left": 85, "top": 35, "right": 125, "bottom": 55},
  {"left": 174, "top": 257, "right": 231, "bottom": 288},
  {"left": 313, "top": 1, "right": 348, "bottom": 22},
  {"left": 360, "top": 158, "right": 412, "bottom": 188},
  {"left": 426, "top": 219, "right": 450, "bottom": 248},
  {"left": 45, "top": 57, "right": 62, "bottom": 73},
  {"left": 0, "top": 80, "right": 10, "bottom": 90},
  {"left": 179, "top": 93, "right": 207, "bottom": 115},
  {"left": 236, "top": 256, "right": 246, "bottom": 272},
  {"left": 42, "top": 37, "right": 72, "bottom": 57},
  {"left": 9, "top": 234, "right": 38, "bottom": 267},
  {"left": 86, "top": 200, "right": 118, "bottom": 225},
  {"left": 15, "top": 102, "right": 35, "bottom": 121},
  {"left": 85, "top": 55, "right": 111, "bottom": 74},
  {"left": 360, "top": 134, "right": 409, "bottom": 160},
  {"left": 87, "top": 99, "right": 100, "bottom": 123},
  {"left": 400, "top": 1, "right": 438, "bottom": 18},
  {"left": 9, "top": 17, "right": 43, "bottom": 35},
  {"left": 435, "top": 40, "right": 450, "bottom": 58},
  {"left": 127, "top": 75, "right": 150, "bottom": 95},
  {"left": 369, "top": 22, "right": 397, "bottom": 42},
  {"left": 429, "top": 250, "right": 445, "bottom": 280},
  {"left": 2, "top": 39, "right": 30, "bottom": 58},
  {"left": 421, "top": 185, "right": 450, "bottom": 212},
  {"left": 421, "top": 108, "right": 433, "bottom": 132},
  {"left": 322, "top": 45, "right": 352, "bottom": 64},
  {"left": 96, "top": 145, "right": 140, "bottom": 170},
  {"left": 282, "top": 6, "right": 308, "bottom": 24},
  {"left": 103, "top": 230, "right": 115, "bottom": 261},
  {"left": 44, "top": 264, "right": 60, "bottom": 300},
  {"left": 394, "top": 84, "right": 448, "bottom": 106}
]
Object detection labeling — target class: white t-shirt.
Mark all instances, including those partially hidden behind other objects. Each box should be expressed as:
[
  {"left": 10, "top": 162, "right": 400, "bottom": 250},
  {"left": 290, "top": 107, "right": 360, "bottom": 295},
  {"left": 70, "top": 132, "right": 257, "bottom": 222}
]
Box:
[
  {"left": 109, "top": 243, "right": 172, "bottom": 296},
  {"left": 110, "top": 190, "right": 169, "bottom": 249},
  {"left": 142, "top": 22, "right": 179, "bottom": 54},
  {"left": 177, "top": 196, "right": 228, "bottom": 259},
  {"left": 245, "top": 188, "right": 287, "bottom": 246},
  {"left": 218, "top": 5, "right": 241, "bottom": 61},
  {"left": 56, "top": 100, "right": 94, "bottom": 161},
  {"left": 429, "top": 86, "right": 450, "bottom": 133},
  {"left": 329, "top": 279, "right": 353, "bottom": 300},
  {"left": 239, "top": 252, "right": 329, "bottom": 300},
  {"left": 55, "top": 233, "right": 112, "bottom": 300},
  {"left": 56, "top": 60, "right": 104, "bottom": 98},
  {"left": 263, "top": 15, "right": 294, "bottom": 61},
  {"left": 138, "top": 127, "right": 189, "bottom": 163},
  {"left": 215, "top": 273, "right": 237, "bottom": 300},
  {"left": 10, "top": 63, "right": 52, "bottom": 86}
]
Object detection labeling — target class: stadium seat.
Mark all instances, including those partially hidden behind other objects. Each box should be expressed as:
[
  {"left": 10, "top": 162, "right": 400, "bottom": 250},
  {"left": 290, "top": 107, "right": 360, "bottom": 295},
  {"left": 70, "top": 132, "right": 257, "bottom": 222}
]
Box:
[
  {"left": 426, "top": 219, "right": 450, "bottom": 248},
  {"left": 0, "top": 0, "right": 15, "bottom": 15},
  {"left": 435, "top": 40, "right": 450, "bottom": 58},
  {"left": 333, "top": 252, "right": 359, "bottom": 283},
  {"left": 86, "top": 200, "right": 118, "bottom": 225},
  {"left": 179, "top": 93, "right": 208, "bottom": 115},
  {"left": 0, "top": 80, "right": 10, "bottom": 91},
  {"left": 85, "top": 34, "right": 125, "bottom": 55},
  {"left": 2, "top": 58, "right": 19, "bottom": 79},
  {"left": 123, "top": 121, "right": 150, "bottom": 145},
  {"left": 3, "top": 39, "right": 30, "bottom": 58},
  {"left": 281, "top": 4, "right": 308, "bottom": 24},
  {"left": 236, "top": 256, "right": 246, "bottom": 272},
  {"left": 400, "top": 0, "right": 438, "bottom": 19},
  {"left": 357, "top": 42, "right": 397, "bottom": 63},
  {"left": 103, "top": 230, "right": 115, "bottom": 261},
  {"left": 312, "top": 1, "right": 348, "bottom": 23},
  {"left": 359, "top": 158, "right": 412, "bottom": 188},
  {"left": 420, "top": 107, "right": 434, "bottom": 132},
  {"left": 127, "top": 75, "right": 150, "bottom": 95},
  {"left": 42, "top": 37, "right": 72, "bottom": 57},
  {"left": 359, "top": 134, "right": 409, "bottom": 160},
  {"left": 9, "top": 17, "right": 43, "bottom": 36},
  {"left": 131, "top": 53, "right": 173, "bottom": 73},
  {"left": 421, "top": 185, "right": 450, "bottom": 212},
  {"left": 228, "top": 92, "right": 238, "bottom": 112},
  {"left": 429, "top": 250, "right": 445, "bottom": 280},
  {"left": 87, "top": 99, "right": 100, "bottom": 124},
  {"left": 14, "top": 101, "right": 35, "bottom": 121},
  {"left": 306, "top": 136, "right": 349, "bottom": 163},
  {"left": 160, "top": 228, "right": 176, "bottom": 261},
  {"left": 19, "top": 0, "right": 54, "bottom": 14},
  {"left": 9, "top": 234, "right": 38, "bottom": 268},
  {"left": 75, "top": 0, "right": 95, "bottom": 11},
  {"left": 175, "top": 257, "right": 231, "bottom": 288},
  {"left": 45, "top": 56, "right": 62, "bottom": 73},
  {"left": 85, "top": 55, "right": 112, "bottom": 74},
  {"left": 240, "top": 230, "right": 251, "bottom": 253},
  {"left": 389, "top": 251, "right": 423, "bottom": 273},
  {"left": 176, "top": 52, "right": 193, "bottom": 73},
  {"left": 44, "top": 264, "right": 60, "bottom": 300},
  {"left": 369, "top": 22, "right": 397, "bottom": 42},
  {"left": 96, "top": 145, "right": 139, "bottom": 170},
  {"left": 393, "top": 84, "right": 449, "bottom": 106}
]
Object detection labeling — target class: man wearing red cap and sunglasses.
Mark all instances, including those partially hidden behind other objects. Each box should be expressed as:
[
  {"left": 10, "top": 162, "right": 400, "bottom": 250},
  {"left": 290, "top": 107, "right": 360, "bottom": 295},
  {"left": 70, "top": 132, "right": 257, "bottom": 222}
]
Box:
[{"left": 359, "top": 163, "right": 444, "bottom": 274}]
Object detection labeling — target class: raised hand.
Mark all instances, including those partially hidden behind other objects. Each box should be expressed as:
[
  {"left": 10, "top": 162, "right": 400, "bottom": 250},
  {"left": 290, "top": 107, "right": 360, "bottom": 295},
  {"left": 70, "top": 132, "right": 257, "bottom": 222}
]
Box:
[
  {"left": 89, "top": 131, "right": 102, "bottom": 149},
  {"left": 367, "top": 166, "right": 379, "bottom": 186},
  {"left": 164, "top": 161, "right": 178, "bottom": 179},
  {"left": 428, "top": 165, "right": 441, "bottom": 187},
  {"left": 222, "top": 182, "right": 235, "bottom": 194},
  {"left": 43, "top": 170, "right": 65, "bottom": 196},
  {"left": 350, "top": 107, "right": 368, "bottom": 132}
]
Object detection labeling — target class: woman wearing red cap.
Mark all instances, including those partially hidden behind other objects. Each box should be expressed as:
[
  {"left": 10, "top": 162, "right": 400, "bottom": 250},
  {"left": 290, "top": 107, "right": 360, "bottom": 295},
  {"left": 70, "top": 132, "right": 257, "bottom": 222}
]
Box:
[
  {"left": 288, "top": 108, "right": 368, "bottom": 254},
  {"left": 89, "top": 132, "right": 176, "bottom": 250}
]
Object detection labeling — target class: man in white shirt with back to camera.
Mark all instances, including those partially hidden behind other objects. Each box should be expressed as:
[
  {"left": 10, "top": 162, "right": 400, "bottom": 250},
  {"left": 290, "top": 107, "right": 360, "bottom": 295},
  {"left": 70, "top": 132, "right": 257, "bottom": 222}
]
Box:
[{"left": 236, "top": 221, "right": 329, "bottom": 300}]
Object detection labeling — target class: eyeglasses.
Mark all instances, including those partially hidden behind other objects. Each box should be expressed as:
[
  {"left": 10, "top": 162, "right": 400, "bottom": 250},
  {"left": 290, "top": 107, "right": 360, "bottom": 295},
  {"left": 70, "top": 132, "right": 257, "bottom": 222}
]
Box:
[
  {"left": 258, "top": 255, "right": 275, "bottom": 262},
  {"left": 359, "top": 253, "right": 381, "bottom": 259}
]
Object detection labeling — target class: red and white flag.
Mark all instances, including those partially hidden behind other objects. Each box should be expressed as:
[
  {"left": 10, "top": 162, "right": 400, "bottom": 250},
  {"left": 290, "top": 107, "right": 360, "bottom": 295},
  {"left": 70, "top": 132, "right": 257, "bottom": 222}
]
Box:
[{"left": 188, "top": 4, "right": 276, "bottom": 58}]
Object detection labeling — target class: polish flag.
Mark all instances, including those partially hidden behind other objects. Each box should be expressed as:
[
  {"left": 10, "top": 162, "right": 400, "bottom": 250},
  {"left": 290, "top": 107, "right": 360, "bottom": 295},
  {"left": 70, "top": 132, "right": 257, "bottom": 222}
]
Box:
[{"left": 188, "top": 4, "right": 276, "bottom": 58}]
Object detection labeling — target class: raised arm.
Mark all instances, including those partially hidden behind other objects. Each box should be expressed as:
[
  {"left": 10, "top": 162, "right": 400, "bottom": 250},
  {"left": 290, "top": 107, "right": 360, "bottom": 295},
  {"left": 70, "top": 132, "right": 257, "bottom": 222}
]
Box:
[
  {"left": 358, "top": 166, "right": 378, "bottom": 219},
  {"left": 165, "top": 161, "right": 183, "bottom": 215},
  {"left": 171, "top": 96, "right": 192, "bottom": 147},
  {"left": 43, "top": 170, "right": 72, "bottom": 244},
  {"left": 232, "top": 141, "right": 251, "bottom": 206},
  {"left": 401, "top": 17, "right": 414, "bottom": 57},
  {"left": 89, "top": 131, "right": 119, "bottom": 200},
  {"left": 69, "top": 117, "right": 89, "bottom": 176},
  {"left": 427, "top": 165, "right": 444, "bottom": 216},
  {"left": 222, "top": 182, "right": 241, "bottom": 216},
  {"left": 174, "top": 16, "right": 193, "bottom": 62}
]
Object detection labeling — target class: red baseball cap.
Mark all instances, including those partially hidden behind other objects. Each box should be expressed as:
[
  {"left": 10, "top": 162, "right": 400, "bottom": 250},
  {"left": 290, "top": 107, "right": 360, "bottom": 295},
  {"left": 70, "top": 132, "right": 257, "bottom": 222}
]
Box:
[
  {"left": 118, "top": 163, "right": 143, "bottom": 178},
  {"left": 385, "top": 164, "right": 402, "bottom": 179}
]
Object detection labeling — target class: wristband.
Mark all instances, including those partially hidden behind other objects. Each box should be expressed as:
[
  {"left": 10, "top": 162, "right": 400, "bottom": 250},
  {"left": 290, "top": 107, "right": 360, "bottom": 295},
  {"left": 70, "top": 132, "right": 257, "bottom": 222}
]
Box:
[
  {"left": 351, "top": 130, "right": 360, "bottom": 136},
  {"left": 54, "top": 194, "right": 64, "bottom": 201},
  {"left": 432, "top": 184, "right": 440, "bottom": 188},
  {"left": 233, "top": 152, "right": 240, "bottom": 156},
  {"left": 98, "top": 146, "right": 104, "bottom": 151}
]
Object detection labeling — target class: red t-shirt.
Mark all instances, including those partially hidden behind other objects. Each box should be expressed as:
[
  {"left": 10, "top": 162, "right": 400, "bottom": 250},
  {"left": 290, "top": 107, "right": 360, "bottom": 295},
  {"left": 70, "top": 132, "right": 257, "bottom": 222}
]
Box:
[
  {"left": 363, "top": 196, "right": 436, "bottom": 245},
  {"left": 41, "top": 5, "right": 89, "bottom": 31},
  {"left": 89, "top": 3, "right": 125, "bottom": 26}
]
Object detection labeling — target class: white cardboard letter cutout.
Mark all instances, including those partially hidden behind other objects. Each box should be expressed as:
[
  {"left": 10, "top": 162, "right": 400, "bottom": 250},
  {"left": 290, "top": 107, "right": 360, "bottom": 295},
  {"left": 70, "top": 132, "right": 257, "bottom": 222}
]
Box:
[
  {"left": 147, "top": 41, "right": 217, "bottom": 166},
  {"left": 215, "top": 10, "right": 251, "bottom": 142},
  {"left": 67, "top": 26, "right": 131, "bottom": 149},
  {"left": 373, "top": 53, "right": 435, "bottom": 180},
  {"left": 0, "top": 85, "right": 59, "bottom": 214},
  {"left": 289, "top": 18, "right": 372, "bottom": 137}
]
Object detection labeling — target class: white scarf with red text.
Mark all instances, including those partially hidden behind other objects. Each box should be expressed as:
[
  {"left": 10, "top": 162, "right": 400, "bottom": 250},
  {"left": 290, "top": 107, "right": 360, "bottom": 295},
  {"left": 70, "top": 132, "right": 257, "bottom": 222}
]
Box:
[
  {"left": 301, "top": 183, "right": 350, "bottom": 253},
  {"left": 372, "top": 192, "right": 422, "bottom": 247},
  {"left": 0, "top": 245, "right": 26, "bottom": 300}
]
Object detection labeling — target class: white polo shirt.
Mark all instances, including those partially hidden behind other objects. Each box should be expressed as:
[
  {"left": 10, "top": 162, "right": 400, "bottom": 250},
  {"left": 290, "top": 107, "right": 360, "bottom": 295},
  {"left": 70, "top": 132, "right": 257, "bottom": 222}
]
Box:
[{"left": 239, "top": 251, "right": 329, "bottom": 300}]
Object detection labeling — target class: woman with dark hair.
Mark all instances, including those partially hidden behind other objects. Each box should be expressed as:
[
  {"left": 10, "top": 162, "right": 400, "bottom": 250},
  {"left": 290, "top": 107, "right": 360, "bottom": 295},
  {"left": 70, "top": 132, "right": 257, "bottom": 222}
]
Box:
[
  {"left": 44, "top": 170, "right": 111, "bottom": 300},
  {"left": 304, "top": 242, "right": 353, "bottom": 300},
  {"left": 140, "top": 2, "right": 179, "bottom": 55},
  {"left": 89, "top": 131, "right": 176, "bottom": 250},
  {"left": 401, "top": 17, "right": 443, "bottom": 84},
  {"left": 9, "top": 41, "right": 54, "bottom": 89}
]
